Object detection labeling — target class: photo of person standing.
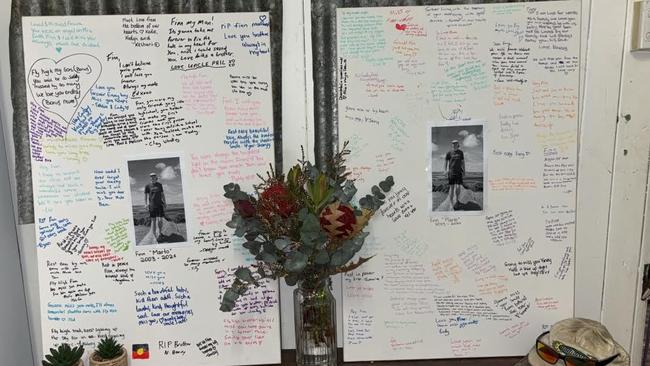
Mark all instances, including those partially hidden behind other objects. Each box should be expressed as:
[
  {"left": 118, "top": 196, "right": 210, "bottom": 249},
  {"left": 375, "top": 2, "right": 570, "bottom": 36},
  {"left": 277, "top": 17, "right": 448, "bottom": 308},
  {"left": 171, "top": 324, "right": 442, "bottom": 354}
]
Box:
[
  {"left": 445, "top": 140, "right": 465, "bottom": 208},
  {"left": 144, "top": 172, "right": 166, "bottom": 240}
]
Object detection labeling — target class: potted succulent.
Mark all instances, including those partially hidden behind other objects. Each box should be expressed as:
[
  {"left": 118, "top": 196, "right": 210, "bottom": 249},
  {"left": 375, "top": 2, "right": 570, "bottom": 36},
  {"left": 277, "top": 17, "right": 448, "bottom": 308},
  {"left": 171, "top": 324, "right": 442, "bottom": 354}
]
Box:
[
  {"left": 42, "top": 343, "right": 84, "bottom": 366},
  {"left": 219, "top": 143, "right": 394, "bottom": 365},
  {"left": 89, "top": 336, "right": 127, "bottom": 366}
]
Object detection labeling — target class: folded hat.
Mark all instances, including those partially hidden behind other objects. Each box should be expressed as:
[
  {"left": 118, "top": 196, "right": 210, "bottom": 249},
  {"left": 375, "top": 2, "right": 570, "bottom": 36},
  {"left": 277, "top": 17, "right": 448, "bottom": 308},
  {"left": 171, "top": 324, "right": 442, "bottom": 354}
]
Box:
[{"left": 528, "top": 318, "right": 629, "bottom": 366}]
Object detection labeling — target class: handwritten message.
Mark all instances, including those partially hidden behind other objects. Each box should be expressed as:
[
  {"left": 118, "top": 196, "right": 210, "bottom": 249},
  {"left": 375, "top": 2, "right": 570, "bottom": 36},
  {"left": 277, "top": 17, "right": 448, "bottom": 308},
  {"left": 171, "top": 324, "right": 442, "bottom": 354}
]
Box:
[
  {"left": 347, "top": 309, "right": 374, "bottom": 345},
  {"left": 31, "top": 19, "right": 99, "bottom": 49},
  {"left": 223, "top": 128, "right": 273, "bottom": 150},
  {"left": 101, "top": 260, "right": 134, "bottom": 285},
  {"left": 136, "top": 97, "right": 202, "bottom": 147},
  {"left": 71, "top": 106, "right": 106, "bottom": 135},
  {"left": 28, "top": 54, "right": 102, "bottom": 123},
  {"left": 122, "top": 16, "right": 161, "bottom": 48},
  {"left": 57, "top": 216, "right": 96, "bottom": 255},
  {"left": 98, "top": 113, "right": 141, "bottom": 147},
  {"left": 485, "top": 210, "right": 518, "bottom": 246},
  {"left": 504, "top": 257, "right": 552, "bottom": 277},
  {"left": 196, "top": 338, "right": 219, "bottom": 357},
  {"left": 135, "top": 286, "right": 194, "bottom": 326},
  {"left": 42, "top": 136, "right": 104, "bottom": 163},
  {"left": 229, "top": 74, "right": 269, "bottom": 96},
  {"left": 379, "top": 187, "right": 416, "bottom": 223},
  {"left": 90, "top": 85, "right": 129, "bottom": 112},
  {"left": 81, "top": 245, "right": 122, "bottom": 262},
  {"left": 47, "top": 302, "right": 117, "bottom": 322},
  {"left": 28, "top": 102, "right": 67, "bottom": 162},
  {"left": 181, "top": 73, "right": 218, "bottom": 115},
  {"left": 435, "top": 294, "right": 510, "bottom": 320},
  {"left": 554, "top": 246, "right": 572, "bottom": 280},
  {"left": 38, "top": 216, "right": 72, "bottom": 249},
  {"left": 458, "top": 245, "right": 496, "bottom": 275},
  {"left": 94, "top": 169, "right": 125, "bottom": 206},
  {"left": 222, "top": 317, "right": 274, "bottom": 347},
  {"left": 494, "top": 290, "right": 530, "bottom": 318},
  {"left": 168, "top": 16, "right": 234, "bottom": 71},
  {"left": 50, "top": 327, "right": 124, "bottom": 347},
  {"left": 105, "top": 219, "right": 130, "bottom": 252},
  {"left": 339, "top": 11, "right": 388, "bottom": 65}
]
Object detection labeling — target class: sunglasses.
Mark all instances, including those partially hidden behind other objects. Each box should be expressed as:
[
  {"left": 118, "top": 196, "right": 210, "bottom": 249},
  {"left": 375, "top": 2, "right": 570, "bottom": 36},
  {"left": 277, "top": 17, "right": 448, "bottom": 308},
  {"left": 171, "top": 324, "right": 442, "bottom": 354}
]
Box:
[{"left": 536, "top": 332, "right": 619, "bottom": 366}]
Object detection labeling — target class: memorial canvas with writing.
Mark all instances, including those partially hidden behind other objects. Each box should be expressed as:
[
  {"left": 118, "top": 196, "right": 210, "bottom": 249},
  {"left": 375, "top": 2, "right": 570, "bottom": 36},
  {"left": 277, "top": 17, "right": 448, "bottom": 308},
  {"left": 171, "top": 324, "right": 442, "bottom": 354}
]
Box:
[
  {"left": 23, "top": 13, "right": 280, "bottom": 365},
  {"left": 338, "top": 1, "right": 580, "bottom": 361}
]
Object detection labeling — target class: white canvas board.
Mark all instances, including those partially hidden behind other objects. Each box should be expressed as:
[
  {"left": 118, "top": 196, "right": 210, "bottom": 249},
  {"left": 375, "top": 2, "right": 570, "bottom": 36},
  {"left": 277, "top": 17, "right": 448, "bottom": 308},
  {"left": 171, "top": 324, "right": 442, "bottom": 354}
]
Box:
[
  {"left": 337, "top": 1, "right": 580, "bottom": 361},
  {"left": 23, "top": 13, "right": 280, "bottom": 365}
]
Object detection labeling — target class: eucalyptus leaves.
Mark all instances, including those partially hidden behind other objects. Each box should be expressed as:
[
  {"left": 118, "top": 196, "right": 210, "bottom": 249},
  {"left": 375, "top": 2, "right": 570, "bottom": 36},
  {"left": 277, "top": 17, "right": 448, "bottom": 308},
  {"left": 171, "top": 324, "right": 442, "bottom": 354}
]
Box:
[{"left": 220, "top": 144, "right": 394, "bottom": 312}]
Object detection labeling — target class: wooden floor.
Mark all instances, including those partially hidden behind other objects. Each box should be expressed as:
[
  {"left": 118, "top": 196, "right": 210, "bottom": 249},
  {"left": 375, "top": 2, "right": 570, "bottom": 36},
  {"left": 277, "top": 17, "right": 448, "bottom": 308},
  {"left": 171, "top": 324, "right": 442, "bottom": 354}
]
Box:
[{"left": 273, "top": 350, "right": 527, "bottom": 365}]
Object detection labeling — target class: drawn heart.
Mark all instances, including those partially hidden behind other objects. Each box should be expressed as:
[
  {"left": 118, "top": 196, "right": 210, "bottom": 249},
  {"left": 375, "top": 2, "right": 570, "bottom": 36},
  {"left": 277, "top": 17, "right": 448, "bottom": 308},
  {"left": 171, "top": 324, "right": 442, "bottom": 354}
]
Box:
[
  {"left": 259, "top": 15, "right": 268, "bottom": 23},
  {"left": 55, "top": 47, "right": 62, "bottom": 53},
  {"left": 395, "top": 23, "right": 407, "bottom": 31},
  {"left": 27, "top": 53, "right": 102, "bottom": 126}
]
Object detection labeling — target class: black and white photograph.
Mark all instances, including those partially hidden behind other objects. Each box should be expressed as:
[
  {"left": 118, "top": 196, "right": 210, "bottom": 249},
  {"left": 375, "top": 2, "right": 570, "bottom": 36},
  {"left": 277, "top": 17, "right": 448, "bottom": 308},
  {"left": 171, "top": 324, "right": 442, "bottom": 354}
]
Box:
[
  {"left": 429, "top": 121, "right": 486, "bottom": 214},
  {"left": 127, "top": 155, "right": 189, "bottom": 247}
]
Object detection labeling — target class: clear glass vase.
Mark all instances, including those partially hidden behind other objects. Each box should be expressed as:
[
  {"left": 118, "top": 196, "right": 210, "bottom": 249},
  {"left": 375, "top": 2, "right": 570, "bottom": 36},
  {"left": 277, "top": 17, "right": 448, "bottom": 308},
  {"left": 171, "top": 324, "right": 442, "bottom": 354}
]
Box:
[{"left": 293, "top": 279, "right": 337, "bottom": 366}]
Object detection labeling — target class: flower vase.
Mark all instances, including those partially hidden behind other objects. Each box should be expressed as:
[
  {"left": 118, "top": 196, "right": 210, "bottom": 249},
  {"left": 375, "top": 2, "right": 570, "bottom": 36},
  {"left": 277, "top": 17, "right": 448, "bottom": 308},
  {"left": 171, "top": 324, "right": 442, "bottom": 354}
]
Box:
[{"left": 293, "top": 279, "right": 337, "bottom": 366}]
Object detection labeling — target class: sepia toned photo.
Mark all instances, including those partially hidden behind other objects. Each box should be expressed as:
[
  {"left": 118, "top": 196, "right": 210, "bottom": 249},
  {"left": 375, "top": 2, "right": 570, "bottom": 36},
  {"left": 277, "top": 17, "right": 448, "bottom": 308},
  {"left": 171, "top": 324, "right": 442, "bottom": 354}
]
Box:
[
  {"left": 127, "top": 155, "right": 189, "bottom": 247},
  {"left": 429, "top": 121, "right": 486, "bottom": 215}
]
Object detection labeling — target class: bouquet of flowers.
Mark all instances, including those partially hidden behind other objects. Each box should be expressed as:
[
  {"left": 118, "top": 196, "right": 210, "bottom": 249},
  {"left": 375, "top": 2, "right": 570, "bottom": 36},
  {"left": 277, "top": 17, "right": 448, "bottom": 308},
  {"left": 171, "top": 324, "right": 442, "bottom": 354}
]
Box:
[{"left": 219, "top": 143, "right": 394, "bottom": 311}]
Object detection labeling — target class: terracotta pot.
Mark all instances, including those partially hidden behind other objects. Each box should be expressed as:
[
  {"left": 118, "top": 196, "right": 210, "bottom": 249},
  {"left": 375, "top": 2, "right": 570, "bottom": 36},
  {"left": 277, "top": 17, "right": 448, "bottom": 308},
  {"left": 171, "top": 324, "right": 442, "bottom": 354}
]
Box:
[{"left": 89, "top": 347, "right": 128, "bottom": 366}]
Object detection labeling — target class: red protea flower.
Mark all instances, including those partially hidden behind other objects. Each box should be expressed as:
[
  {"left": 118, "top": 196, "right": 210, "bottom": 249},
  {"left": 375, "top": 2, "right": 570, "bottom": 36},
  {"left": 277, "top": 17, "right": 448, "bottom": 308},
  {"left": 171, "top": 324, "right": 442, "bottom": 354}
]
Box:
[
  {"left": 320, "top": 202, "right": 357, "bottom": 239},
  {"left": 259, "top": 182, "right": 296, "bottom": 218},
  {"left": 234, "top": 200, "right": 256, "bottom": 218}
]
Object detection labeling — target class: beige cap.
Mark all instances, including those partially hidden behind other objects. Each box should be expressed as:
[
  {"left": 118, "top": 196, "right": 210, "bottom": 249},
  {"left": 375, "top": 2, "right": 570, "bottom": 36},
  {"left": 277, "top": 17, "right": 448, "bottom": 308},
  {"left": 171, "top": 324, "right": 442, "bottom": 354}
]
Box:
[{"left": 528, "top": 318, "right": 629, "bottom": 366}]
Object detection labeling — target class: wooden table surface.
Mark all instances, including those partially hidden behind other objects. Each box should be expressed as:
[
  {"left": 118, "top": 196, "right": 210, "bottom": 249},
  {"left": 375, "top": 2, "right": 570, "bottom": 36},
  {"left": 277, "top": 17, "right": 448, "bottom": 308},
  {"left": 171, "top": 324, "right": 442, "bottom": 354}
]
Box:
[{"left": 270, "top": 350, "right": 530, "bottom": 366}]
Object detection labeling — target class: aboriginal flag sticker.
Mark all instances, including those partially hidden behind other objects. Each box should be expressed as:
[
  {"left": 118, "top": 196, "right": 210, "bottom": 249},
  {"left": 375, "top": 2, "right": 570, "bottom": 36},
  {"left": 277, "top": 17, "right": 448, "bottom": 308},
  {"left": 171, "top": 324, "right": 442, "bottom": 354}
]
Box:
[{"left": 132, "top": 344, "right": 149, "bottom": 359}]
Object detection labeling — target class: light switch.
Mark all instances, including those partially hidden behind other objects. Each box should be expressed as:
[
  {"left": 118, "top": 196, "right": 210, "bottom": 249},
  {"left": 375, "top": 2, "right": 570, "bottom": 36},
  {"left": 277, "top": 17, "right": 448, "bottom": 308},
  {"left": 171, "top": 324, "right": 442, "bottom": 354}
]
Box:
[{"left": 632, "top": 1, "right": 650, "bottom": 51}]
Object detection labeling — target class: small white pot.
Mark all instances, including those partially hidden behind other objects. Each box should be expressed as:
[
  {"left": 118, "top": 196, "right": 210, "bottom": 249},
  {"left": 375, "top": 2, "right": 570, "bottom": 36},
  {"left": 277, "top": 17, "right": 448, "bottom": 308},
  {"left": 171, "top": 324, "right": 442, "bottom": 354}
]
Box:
[{"left": 88, "top": 347, "right": 128, "bottom": 366}]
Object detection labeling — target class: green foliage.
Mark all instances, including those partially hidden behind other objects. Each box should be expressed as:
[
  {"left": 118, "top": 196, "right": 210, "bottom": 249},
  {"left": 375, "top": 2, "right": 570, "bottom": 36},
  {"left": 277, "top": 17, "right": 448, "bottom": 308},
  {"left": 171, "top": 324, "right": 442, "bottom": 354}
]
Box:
[
  {"left": 359, "top": 176, "right": 394, "bottom": 210},
  {"left": 219, "top": 142, "right": 396, "bottom": 312},
  {"left": 42, "top": 343, "right": 84, "bottom": 366},
  {"left": 334, "top": 180, "right": 357, "bottom": 204},
  {"left": 299, "top": 212, "right": 327, "bottom": 249},
  {"left": 285, "top": 251, "right": 308, "bottom": 273},
  {"left": 223, "top": 183, "right": 250, "bottom": 201},
  {"left": 235, "top": 267, "right": 258, "bottom": 286},
  {"left": 95, "top": 336, "right": 123, "bottom": 361},
  {"left": 306, "top": 173, "right": 334, "bottom": 213},
  {"left": 274, "top": 238, "right": 291, "bottom": 250},
  {"left": 219, "top": 277, "right": 248, "bottom": 312},
  {"left": 329, "top": 233, "right": 369, "bottom": 267}
]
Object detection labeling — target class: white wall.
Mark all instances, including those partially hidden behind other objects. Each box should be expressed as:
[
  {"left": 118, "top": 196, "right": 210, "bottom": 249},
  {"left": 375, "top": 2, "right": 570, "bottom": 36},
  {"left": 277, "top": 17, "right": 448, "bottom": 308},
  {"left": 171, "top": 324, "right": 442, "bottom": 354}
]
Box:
[
  {"left": 601, "top": 1, "right": 650, "bottom": 364},
  {"left": 1, "top": 0, "right": 648, "bottom": 363},
  {"left": 574, "top": 0, "right": 628, "bottom": 322}
]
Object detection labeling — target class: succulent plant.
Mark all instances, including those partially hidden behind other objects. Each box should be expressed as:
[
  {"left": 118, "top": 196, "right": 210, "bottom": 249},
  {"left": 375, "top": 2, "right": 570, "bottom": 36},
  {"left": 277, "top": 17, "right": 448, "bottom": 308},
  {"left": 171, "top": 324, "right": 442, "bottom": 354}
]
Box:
[
  {"left": 42, "top": 343, "right": 84, "bottom": 366},
  {"left": 95, "top": 336, "right": 123, "bottom": 361}
]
